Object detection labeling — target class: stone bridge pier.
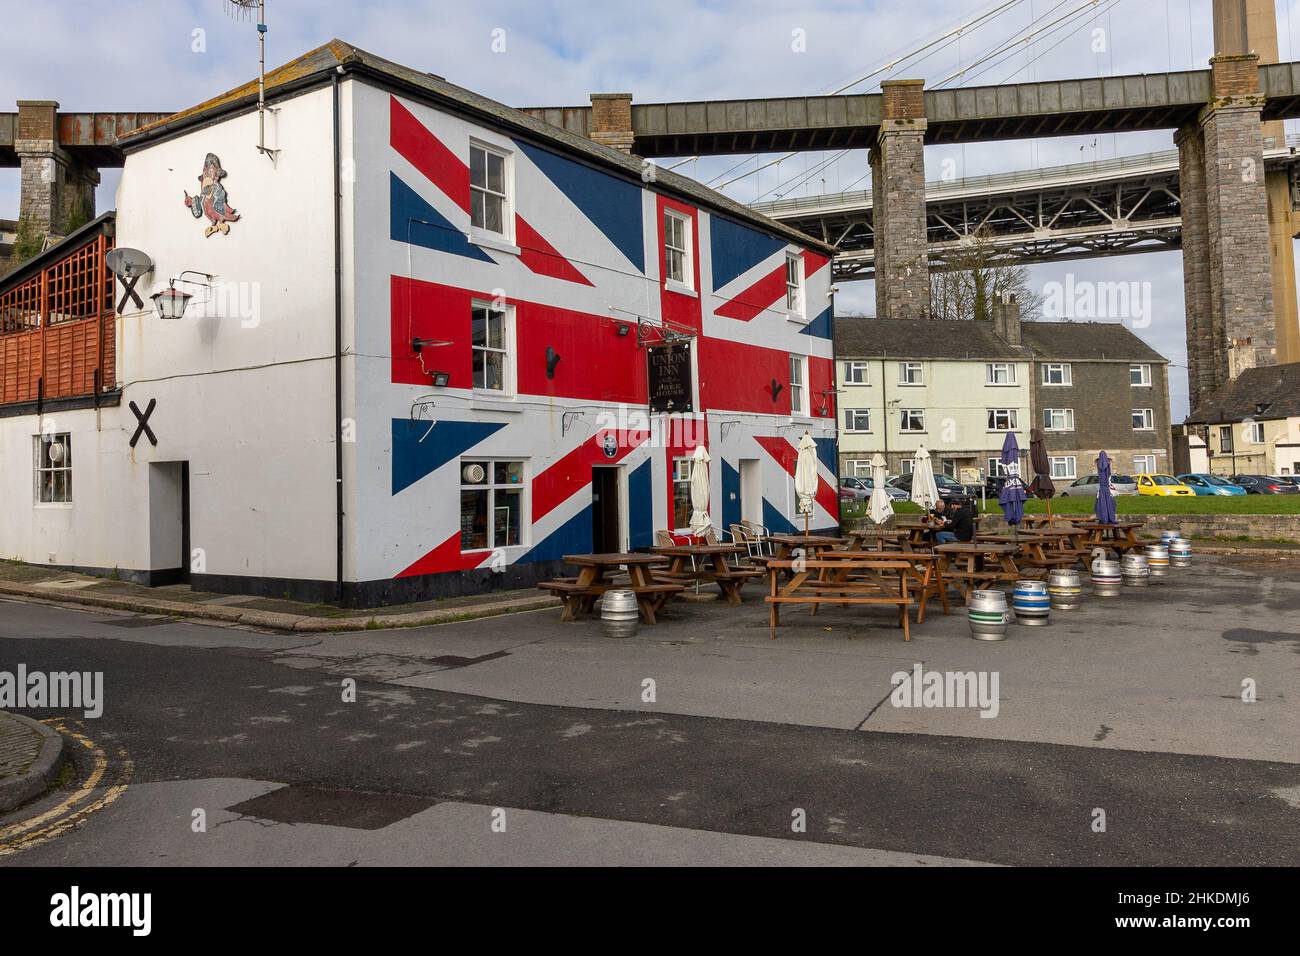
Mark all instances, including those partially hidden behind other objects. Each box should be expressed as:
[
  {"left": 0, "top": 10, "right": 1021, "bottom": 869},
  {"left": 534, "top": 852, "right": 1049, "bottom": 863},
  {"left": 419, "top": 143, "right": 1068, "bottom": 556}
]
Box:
[
  {"left": 870, "top": 80, "right": 930, "bottom": 321},
  {"left": 15, "top": 100, "right": 100, "bottom": 239}
]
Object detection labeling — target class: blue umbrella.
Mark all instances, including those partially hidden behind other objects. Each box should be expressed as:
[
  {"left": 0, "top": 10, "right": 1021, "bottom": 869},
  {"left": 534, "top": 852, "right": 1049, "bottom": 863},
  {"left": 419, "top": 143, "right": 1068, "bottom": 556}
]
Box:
[
  {"left": 998, "top": 432, "right": 1027, "bottom": 529},
  {"left": 1095, "top": 450, "right": 1118, "bottom": 524}
]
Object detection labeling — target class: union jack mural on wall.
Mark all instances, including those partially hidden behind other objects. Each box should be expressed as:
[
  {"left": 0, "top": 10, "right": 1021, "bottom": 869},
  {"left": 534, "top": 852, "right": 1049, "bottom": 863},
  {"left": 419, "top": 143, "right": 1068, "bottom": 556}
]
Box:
[{"left": 355, "top": 89, "right": 838, "bottom": 586}]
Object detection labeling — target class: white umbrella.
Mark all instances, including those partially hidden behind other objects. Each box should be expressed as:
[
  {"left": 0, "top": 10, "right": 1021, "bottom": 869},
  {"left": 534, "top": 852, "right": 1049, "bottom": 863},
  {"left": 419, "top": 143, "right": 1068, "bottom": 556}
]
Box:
[
  {"left": 688, "top": 445, "right": 713, "bottom": 539},
  {"left": 794, "top": 432, "right": 819, "bottom": 535},
  {"left": 869, "top": 452, "right": 894, "bottom": 525},
  {"left": 910, "top": 444, "right": 940, "bottom": 511}
]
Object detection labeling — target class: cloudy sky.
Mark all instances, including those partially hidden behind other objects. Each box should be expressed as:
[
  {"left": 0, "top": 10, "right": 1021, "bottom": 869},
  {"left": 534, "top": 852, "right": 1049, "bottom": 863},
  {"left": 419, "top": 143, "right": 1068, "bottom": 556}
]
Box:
[{"left": 5, "top": 0, "right": 1300, "bottom": 417}]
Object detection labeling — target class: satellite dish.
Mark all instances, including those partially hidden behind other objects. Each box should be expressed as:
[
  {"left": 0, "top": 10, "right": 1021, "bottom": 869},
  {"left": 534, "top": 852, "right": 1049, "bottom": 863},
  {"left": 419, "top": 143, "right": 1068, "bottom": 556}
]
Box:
[
  {"left": 106, "top": 248, "right": 154, "bottom": 280},
  {"left": 462, "top": 463, "right": 486, "bottom": 484}
]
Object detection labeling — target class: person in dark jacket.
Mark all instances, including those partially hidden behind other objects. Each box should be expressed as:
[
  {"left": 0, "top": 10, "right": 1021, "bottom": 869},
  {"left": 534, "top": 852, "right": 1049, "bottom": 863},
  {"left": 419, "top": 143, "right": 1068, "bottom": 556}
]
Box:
[
  {"left": 930, "top": 499, "right": 957, "bottom": 544},
  {"left": 949, "top": 499, "right": 976, "bottom": 543}
]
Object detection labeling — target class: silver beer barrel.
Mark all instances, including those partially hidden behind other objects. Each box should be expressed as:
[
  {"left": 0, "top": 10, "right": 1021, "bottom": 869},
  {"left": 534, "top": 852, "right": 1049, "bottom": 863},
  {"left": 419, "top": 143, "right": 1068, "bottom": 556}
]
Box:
[
  {"left": 1122, "top": 553, "right": 1150, "bottom": 587},
  {"left": 1012, "top": 580, "right": 1051, "bottom": 626},
  {"left": 1169, "top": 537, "right": 1192, "bottom": 567},
  {"left": 1144, "top": 544, "right": 1170, "bottom": 578},
  {"left": 1047, "top": 568, "right": 1083, "bottom": 609},
  {"left": 1091, "top": 559, "right": 1122, "bottom": 597},
  {"left": 600, "top": 589, "right": 640, "bottom": 638},
  {"left": 968, "top": 590, "right": 1009, "bottom": 641}
]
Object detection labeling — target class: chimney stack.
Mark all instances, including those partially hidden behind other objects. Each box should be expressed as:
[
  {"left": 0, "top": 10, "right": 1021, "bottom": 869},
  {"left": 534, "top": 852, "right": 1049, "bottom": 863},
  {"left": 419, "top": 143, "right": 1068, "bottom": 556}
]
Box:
[{"left": 992, "top": 292, "right": 1022, "bottom": 345}]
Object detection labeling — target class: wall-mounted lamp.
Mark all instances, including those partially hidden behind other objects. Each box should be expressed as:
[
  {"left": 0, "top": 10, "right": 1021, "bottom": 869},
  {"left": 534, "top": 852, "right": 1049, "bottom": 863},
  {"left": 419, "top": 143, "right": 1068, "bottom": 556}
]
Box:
[
  {"left": 546, "top": 346, "right": 562, "bottom": 379},
  {"left": 769, "top": 378, "right": 784, "bottom": 402},
  {"left": 430, "top": 370, "right": 451, "bottom": 387},
  {"left": 150, "top": 270, "right": 214, "bottom": 320}
]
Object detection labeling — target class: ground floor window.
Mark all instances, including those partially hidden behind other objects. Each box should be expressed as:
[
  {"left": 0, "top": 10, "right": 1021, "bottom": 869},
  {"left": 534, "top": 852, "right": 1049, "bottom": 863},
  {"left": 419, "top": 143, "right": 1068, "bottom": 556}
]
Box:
[
  {"left": 460, "top": 460, "right": 525, "bottom": 551},
  {"left": 1049, "top": 456, "right": 1077, "bottom": 480},
  {"left": 845, "top": 459, "right": 872, "bottom": 478},
  {"left": 672, "top": 457, "right": 692, "bottom": 529},
  {"left": 899, "top": 459, "right": 914, "bottom": 475},
  {"left": 34, "top": 433, "right": 73, "bottom": 504},
  {"left": 940, "top": 458, "right": 957, "bottom": 478},
  {"left": 1132, "top": 455, "right": 1156, "bottom": 474}
]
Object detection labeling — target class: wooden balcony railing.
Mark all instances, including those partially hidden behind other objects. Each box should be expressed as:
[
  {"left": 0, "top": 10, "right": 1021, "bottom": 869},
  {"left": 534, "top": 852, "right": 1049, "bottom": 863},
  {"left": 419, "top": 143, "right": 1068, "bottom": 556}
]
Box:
[{"left": 0, "top": 231, "right": 115, "bottom": 406}]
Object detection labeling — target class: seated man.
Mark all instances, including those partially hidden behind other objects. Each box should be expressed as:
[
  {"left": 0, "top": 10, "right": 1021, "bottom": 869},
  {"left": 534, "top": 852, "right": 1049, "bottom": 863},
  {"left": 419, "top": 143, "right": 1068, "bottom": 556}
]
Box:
[
  {"left": 948, "top": 499, "right": 977, "bottom": 543},
  {"left": 930, "top": 498, "right": 958, "bottom": 545}
]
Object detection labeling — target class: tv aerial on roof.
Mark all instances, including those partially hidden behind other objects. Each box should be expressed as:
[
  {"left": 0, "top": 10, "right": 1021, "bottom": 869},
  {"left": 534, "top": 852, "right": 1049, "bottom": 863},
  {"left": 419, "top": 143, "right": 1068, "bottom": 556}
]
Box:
[
  {"left": 225, "top": 1, "right": 279, "bottom": 162},
  {"left": 105, "top": 247, "right": 155, "bottom": 314}
]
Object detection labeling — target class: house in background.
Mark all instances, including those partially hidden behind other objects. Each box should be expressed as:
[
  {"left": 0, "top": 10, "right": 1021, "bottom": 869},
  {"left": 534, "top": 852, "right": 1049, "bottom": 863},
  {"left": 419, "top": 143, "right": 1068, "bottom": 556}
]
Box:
[
  {"left": 834, "top": 303, "right": 1033, "bottom": 483},
  {"left": 835, "top": 296, "right": 1172, "bottom": 486},
  {"left": 0, "top": 40, "right": 839, "bottom": 606},
  {"left": 1185, "top": 363, "right": 1300, "bottom": 476}
]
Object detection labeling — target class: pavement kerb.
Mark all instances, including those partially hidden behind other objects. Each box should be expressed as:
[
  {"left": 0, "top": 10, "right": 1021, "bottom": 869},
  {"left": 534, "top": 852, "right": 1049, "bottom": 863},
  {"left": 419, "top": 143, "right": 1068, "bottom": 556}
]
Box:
[
  {"left": 0, "top": 712, "right": 66, "bottom": 814},
  {"left": 0, "top": 580, "right": 559, "bottom": 633}
]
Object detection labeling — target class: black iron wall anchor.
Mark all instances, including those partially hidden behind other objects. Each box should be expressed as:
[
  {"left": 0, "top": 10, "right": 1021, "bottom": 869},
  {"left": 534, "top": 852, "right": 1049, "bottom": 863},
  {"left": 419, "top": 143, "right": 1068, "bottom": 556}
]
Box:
[
  {"left": 115, "top": 273, "right": 145, "bottom": 314},
  {"left": 129, "top": 398, "right": 158, "bottom": 448}
]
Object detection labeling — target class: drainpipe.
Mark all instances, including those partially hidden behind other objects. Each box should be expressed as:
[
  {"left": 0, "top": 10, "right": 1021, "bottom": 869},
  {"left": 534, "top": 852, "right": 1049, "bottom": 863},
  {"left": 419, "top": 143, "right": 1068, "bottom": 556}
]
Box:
[{"left": 332, "top": 70, "right": 344, "bottom": 603}]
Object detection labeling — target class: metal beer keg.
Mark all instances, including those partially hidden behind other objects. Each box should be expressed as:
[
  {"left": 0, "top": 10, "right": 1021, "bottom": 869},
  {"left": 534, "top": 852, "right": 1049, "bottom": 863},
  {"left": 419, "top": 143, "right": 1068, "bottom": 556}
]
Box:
[
  {"left": 1122, "top": 553, "right": 1150, "bottom": 587},
  {"left": 1144, "top": 544, "right": 1170, "bottom": 578},
  {"left": 1047, "top": 568, "right": 1083, "bottom": 609},
  {"left": 600, "top": 589, "right": 640, "bottom": 638},
  {"left": 1091, "top": 559, "right": 1122, "bottom": 596},
  {"left": 968, "top": 590, "right": 1010, "bottom": 641},
  {"left": 1169, "top": 537, "right": 1192, "bottom": 567},
  {"left": 1012, "top": 580, "right": 1051, "bottom": 626}
]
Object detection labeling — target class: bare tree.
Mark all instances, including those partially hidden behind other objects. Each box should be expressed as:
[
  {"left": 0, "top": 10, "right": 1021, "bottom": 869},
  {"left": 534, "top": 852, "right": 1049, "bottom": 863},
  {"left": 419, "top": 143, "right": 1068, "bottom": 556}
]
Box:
[{"left": 929, "top": 228, "right": 1044, "bottom": 322}]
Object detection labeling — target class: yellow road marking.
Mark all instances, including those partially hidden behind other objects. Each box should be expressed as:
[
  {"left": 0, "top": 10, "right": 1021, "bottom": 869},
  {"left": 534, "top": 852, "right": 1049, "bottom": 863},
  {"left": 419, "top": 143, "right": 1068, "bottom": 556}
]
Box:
[{"left": 0, "top": 719, "right": 131, "bottom": 858}]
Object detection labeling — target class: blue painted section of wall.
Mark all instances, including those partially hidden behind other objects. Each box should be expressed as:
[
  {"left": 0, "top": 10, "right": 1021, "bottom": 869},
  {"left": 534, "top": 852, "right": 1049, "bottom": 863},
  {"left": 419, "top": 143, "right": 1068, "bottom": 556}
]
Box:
[
  {"left": 762, "top": 497, "right": 797, "bottom": 534},
  {"left": 390, "top": 173, "right": 495, "bottom": 262},
  {"left": 514, "top": 140, "right": 645, "bottom": 273},
  {"left": 710, "top": 214, "right": 788, "bottom": 290},
  {"left": 721, "top": 458, "right": 741, "bottom": 532},
  {"left": 391, "top": 418, "right": 506, "bottom": 495},
  {"left": 516, "top": 505, "right": 592, "bottom": 565},
  {"left": 813, "top": 437, "right": 837, "bottom": 476},
  {"left": 628, "top": 459, "right": 654, "bottom": 550},
  {"left": 800, "top": 305, "right": 833, "bottom": 340}
]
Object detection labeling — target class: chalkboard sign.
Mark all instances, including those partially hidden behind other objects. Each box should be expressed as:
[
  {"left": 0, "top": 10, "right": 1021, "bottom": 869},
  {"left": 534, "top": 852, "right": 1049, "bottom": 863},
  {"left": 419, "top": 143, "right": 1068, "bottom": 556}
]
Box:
[{"left": 647, "top": 341, "right": 693, "bottom": 413}]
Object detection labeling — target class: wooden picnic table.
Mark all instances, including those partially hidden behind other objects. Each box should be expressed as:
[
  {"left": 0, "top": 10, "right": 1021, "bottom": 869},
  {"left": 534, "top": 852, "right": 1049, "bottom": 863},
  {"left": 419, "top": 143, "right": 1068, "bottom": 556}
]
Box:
[
  {"left": 818, "top": 550, "right": 950, "bottom": 623},
  {"left": 843, "top": 528, "right": 911, "bottom": 551},
  {"left": 976, "top": 532, "right": 1078, "bottom": 573},
  {"left": 649, "top": 544, "right": 761, "bottom": 605},
  {"left": 765, "top": 558, "right": 916, "bottom": 641},
  {"left": 934, "top": 542, "right": 1022, "bottom": 599},
  {"left": 1075, "top": 521, "right": 1146, "bottom": 554},
  {"left": 767, "top": 534, "right": 847, "bottom": 561},
  {"left": 539, "top": 553, "right": 683, "bottom": 624}
]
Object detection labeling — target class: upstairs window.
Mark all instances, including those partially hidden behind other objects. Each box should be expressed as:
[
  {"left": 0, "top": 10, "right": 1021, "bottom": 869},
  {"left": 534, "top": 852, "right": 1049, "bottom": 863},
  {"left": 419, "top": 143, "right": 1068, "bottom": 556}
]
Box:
[
  {"left": 843, "top": 361, "right": 869, "bottom": 384},
  {"left": 900, "top": 409, "right": 925, "bottom": 432},
  {"left": 663, "top": 211, "right": 693, "bottom": 290},
  {"left": 785, "top": 253, "right": 804, "bottom": 315},
  {"left": 1043, "top": 408, "right": 1074, "bottom": 431},
  {"left": 1130, "top": 363, "right": 1152, "bottom": 386},
  {"left": 1041, "top": 363, "right": 1072, "bottom": 386},
  {"left": 471, "top": 302, "right": 511, "bottom": 392},
  {"left": 987, "top": 409, "right": 1018, "bottom": 431},
  {"left": 844, "top": 409, "right": 871, "bottom": 432},
  {"left": 1132, "top": 408, "right": 1155, "bottom": 431},
  {"left": 986, "top": 362, "right": 1016, "bottom": 385},
  {"left": 899, "top": 362, "right": 923, "bottom": 385},
  {"left": 469, "top": 142, "right": 510, "bottom": 238},
  {"left": 789, "top": 354, "right": 807, "bottom": 414}
]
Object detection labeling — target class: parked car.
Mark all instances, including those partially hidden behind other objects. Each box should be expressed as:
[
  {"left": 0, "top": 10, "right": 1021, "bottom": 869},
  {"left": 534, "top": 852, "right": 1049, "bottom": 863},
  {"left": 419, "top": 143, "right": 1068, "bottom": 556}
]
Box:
[
  {"left": 1274, "top": 474, "right": 1300, "bottom": 488},
  {"left": 842, "top": 476, "right": 907, "bottom": 501},
  {"left": 1231, "top": 474, "right": 1300, "bottom": 494},
  {"left": 1057, "top": 474, "right": 1138, "bottom": 497},
  {"left": 839, "top": 484, "right": 865, "bottom": 502},
  {"left": 888, "top": 472, "right": 975, "bottom": 504},
  {"left": 1177, "top": 473, "right": 1247, "bottom": 496},
  {"left": 1135, "top": 474, "right": 1195, "bottom": 497}
]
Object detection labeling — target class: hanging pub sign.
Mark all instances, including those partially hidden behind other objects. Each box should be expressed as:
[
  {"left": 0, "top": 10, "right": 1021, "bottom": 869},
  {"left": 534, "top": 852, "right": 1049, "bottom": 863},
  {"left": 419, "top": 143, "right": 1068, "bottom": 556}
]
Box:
[{"left": 647, "top": 341, "right": 693, "bottom": 413}]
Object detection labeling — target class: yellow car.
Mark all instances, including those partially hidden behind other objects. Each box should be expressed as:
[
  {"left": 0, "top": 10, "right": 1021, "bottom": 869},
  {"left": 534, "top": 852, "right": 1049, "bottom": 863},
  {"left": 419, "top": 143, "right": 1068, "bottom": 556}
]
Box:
[{"left": 1135, "top": 474, "right": 1195, "bottom": 496}]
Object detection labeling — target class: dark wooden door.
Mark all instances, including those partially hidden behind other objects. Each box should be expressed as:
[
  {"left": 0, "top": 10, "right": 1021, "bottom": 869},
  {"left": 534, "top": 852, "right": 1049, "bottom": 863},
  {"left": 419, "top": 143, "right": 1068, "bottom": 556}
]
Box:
[{"left": 591, "top": 467, "right": 621, "bottom": 552}]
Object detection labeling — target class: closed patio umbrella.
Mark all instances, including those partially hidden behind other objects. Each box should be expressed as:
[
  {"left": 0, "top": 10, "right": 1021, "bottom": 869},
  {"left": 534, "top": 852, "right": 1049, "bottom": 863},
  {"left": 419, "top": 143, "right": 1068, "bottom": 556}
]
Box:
[
  {"left": 998, "top": 431, "right": 1027, "bottom": 531},
  {"left": 1027, "top": 427, "right": 1056, "bottom": 516},
  {"left": 688, "top": 445, "right": 713, "bottom": 539},
  {"left": 869, "top": 453, "right": 894, "bottom": 526},
  {"left": 1095, "top": 450, "right": 1118, "bottom": 525},
  {"left": 910, "top": 445, "right": 940, "bottom": 511},
  {"left": 794, "top": 432, "right": 819, "bottom": 535}
]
